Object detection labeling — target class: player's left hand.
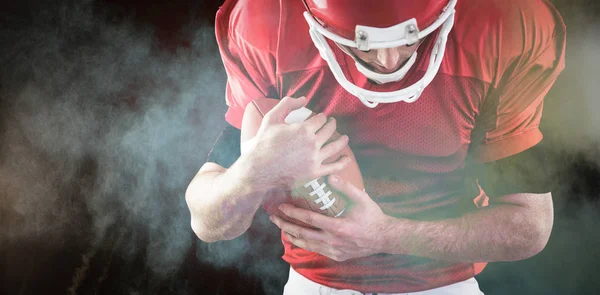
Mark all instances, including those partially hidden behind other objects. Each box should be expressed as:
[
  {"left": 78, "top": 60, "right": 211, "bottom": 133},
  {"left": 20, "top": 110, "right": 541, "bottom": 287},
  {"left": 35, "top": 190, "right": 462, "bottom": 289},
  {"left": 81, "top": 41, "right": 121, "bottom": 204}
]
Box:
[{"left": 269, "top": 174, "right": 392, "bottom": 262}]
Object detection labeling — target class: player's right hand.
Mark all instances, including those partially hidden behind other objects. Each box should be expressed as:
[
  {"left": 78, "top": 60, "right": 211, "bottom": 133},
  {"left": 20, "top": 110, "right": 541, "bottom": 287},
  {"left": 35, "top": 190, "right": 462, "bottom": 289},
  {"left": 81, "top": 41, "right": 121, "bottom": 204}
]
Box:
[{"left": 250, "top": 96, "right": 351, "bottom": 187}]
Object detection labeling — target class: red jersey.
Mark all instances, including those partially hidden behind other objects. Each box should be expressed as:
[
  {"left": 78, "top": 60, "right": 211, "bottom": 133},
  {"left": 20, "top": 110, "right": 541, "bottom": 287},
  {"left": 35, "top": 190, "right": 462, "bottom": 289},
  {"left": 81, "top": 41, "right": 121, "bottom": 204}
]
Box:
[{"left": 215, "top": 0, "right": 566, "bottom": 293}]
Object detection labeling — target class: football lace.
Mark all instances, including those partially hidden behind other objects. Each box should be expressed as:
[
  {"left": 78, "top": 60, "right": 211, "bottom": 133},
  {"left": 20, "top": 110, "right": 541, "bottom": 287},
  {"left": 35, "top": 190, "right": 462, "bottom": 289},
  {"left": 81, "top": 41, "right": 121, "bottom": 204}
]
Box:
[{"left": 303, "top": 178, "right": 336, "bottom": 211}]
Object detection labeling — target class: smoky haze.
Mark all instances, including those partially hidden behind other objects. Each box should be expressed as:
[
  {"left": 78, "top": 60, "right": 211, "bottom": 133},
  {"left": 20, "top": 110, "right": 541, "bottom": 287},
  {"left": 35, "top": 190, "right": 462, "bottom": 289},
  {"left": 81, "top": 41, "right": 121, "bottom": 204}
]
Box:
[
  {"left": 0, "top": 0, "right": 599, "bottom": 294},
  {"left": 0, "top": 0, "right": 285, "bottom": 293}
]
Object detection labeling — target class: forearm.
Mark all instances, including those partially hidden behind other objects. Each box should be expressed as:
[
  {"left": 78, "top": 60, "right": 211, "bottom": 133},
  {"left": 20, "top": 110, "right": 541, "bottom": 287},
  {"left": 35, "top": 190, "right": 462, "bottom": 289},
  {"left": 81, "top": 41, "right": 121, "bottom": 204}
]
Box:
[
  {"left": 381, "top": 193, "right": 553, "bottom": 262},
  {"left": 185, "top": 153, "right": 268, "bottom": 243}
]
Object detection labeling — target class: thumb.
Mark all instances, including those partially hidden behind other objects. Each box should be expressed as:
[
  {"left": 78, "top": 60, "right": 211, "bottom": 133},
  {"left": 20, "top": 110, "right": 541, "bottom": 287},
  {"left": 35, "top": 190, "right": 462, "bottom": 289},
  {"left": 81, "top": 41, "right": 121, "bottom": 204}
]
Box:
[
  {"left": 328, "top": 175, "right": 369, "bottom": 204},
  {"left": 264, "top": 96, "right": 308, "bottom": 124}
]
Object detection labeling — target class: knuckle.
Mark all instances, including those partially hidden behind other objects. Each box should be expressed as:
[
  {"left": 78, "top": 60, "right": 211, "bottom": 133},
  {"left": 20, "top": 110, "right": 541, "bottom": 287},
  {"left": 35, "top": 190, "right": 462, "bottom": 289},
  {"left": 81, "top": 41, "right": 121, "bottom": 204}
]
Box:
[
  {"left": 332, "top": 161, "right": 347, "bottom": 172},
  {"left": 335, "top": 225, "right": 349, "bottom": 237},
  {"left": 300, "top": 126, "right": 312, "bottom": 136},
  {"left": 330, "top": 225, "right": 342, "bottom": 235},
  {"left": 304, "top": 214, "right": 315, "bottom": 226},
  {"left": 333, "top": 174, "right": 346, "bottom": 185}
]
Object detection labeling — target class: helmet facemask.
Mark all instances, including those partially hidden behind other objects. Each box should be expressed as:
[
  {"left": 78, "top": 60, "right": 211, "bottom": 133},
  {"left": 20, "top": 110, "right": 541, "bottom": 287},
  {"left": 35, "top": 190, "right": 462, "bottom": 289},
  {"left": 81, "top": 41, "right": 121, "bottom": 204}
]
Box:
[{"left": 303, "top": 0, "right": 457, "bottom": 108}]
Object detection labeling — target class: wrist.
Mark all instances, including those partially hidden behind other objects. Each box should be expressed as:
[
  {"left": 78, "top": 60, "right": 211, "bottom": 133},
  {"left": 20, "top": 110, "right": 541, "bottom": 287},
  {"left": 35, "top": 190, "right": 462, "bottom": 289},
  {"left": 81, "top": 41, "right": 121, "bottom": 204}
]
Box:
[
  {"left": 229, "top": 152, "right": 276, "bottom": 197},
  {"left": 379, "top": 215, "right": 415, "bottom": 255}
]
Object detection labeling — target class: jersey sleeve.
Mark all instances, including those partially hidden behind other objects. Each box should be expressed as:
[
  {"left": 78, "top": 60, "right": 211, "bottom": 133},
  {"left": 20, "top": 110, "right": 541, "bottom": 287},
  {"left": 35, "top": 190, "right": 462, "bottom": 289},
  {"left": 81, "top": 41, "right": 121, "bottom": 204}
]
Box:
[
  {"left": 470, "top": 3, "right": 566, "bottom": 163},
  {"left": 215, "top": 0, "right": 278, "bottom": 129}
]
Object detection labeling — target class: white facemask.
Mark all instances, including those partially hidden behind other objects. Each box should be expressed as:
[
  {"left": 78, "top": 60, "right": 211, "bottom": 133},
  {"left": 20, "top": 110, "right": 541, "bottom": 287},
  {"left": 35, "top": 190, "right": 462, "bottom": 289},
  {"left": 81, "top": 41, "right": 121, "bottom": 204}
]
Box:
[
  {"left": 303, "top": 0, "right": 457, "bottom": 108},
  {"left": 353, "top": 50, "right": 418, "bottom": 84}
]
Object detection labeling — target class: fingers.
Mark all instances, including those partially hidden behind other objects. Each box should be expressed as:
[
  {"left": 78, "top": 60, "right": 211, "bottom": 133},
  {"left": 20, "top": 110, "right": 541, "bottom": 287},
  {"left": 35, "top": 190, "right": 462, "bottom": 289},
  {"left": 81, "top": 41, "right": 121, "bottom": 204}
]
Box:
[
  {"left": 276, "top": 204, "right": 340, "bottom": 231},
  {"left": 328, "top": 175, "right": 368, "bottom": 203},
  {"left": 270, "top": 214, "right": 325, "bottom": 240},
  {"left": 319, "top": 155, "right": 351, "bottom": 177},
  {"left": 264, "top": 96, "right": 308, "bottom": 124},
  {"left": 303, "top": 112, "right": 328, "bottom": 134},
  {"left": 320, "top": 134, "right": 349, "bottom": 162},
  {"left": 283, "top": 232, "right": 312, "bottom": 250},
  {"left": 314, "top": 117, "right": 337, "bottom": 145}
]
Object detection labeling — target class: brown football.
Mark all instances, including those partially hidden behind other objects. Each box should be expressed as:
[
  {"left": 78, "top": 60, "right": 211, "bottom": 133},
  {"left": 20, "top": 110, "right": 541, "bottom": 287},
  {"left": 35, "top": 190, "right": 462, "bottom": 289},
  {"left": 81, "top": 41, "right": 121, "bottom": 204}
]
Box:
[{"left": 240, "top": 98, "right": 364, "bottom": 228}]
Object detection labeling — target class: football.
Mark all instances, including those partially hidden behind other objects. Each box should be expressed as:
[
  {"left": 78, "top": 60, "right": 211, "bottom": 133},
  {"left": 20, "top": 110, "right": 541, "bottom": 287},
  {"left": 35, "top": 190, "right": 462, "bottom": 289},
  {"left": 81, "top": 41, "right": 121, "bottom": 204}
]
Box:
[{"left": 240, "top": 98, "right": 364, "bottom": 228}]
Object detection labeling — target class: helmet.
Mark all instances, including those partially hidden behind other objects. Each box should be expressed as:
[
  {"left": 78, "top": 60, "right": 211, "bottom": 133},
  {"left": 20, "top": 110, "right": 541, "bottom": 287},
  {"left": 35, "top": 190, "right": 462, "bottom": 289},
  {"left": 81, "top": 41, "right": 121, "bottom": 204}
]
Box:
[{"left": 302, "top": 0, "right": 457, "bottom": 107}]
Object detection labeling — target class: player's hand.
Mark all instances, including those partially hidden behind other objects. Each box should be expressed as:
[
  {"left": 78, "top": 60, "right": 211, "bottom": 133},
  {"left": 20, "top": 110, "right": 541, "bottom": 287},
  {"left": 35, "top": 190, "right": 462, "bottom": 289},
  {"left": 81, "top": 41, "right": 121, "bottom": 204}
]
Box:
[
  {"left": 269, "top": 174, "right": 393, "bottom": 262},
  {"left": 250, "top": 96, "right": 351, "bottom": 187}
]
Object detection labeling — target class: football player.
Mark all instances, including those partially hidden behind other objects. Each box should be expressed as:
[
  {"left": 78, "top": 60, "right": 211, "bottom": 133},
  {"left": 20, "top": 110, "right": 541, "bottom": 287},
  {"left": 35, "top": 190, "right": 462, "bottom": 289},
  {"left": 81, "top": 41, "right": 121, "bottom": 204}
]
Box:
[{"left": 186, "top": 0, "right": 566, "bottom": 294}]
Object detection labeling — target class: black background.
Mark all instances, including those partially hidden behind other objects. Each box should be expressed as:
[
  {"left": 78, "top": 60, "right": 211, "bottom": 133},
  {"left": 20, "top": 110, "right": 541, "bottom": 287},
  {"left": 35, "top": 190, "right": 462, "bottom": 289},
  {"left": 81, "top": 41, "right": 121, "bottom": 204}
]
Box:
[{"left": 1, "top": 0, "right": 599, "bottom": 294}]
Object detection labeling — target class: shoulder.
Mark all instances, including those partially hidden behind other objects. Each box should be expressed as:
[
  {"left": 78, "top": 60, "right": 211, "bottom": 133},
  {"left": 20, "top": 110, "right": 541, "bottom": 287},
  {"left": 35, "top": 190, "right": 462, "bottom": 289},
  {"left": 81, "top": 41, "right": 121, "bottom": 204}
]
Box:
[
  {"left": 442, "top": 0, "right": 565, "bottom": 83},
  {"left": 215, "top": 0, "right": 281, "bottom": 54},
  {"left": 457, "top": 0, "right": 564, "bottom": 56},
  {"left": 216, "top": 0, "right": 326, "bottom": 75}
]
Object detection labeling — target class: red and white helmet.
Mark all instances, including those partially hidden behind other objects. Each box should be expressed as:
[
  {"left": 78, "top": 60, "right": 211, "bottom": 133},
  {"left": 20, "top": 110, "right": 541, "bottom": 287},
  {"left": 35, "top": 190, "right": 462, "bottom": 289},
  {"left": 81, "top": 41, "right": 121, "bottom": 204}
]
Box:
[{"left": 302, "top": 0, "right": 457, "bottom": 107}]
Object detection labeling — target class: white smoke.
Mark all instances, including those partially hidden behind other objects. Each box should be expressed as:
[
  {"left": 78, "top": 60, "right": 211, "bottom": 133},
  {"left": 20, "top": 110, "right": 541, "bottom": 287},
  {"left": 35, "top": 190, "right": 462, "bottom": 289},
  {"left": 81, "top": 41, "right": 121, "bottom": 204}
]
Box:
[{"left": 0, "top": 0, "right": 287, "bottom": 293}]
